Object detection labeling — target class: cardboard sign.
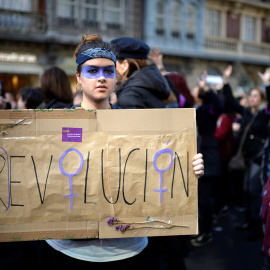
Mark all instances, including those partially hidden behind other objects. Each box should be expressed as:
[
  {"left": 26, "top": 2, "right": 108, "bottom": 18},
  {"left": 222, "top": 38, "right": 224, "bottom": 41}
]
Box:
[{"left": 0, "top": 108, "right": 197, "bottom": 242}]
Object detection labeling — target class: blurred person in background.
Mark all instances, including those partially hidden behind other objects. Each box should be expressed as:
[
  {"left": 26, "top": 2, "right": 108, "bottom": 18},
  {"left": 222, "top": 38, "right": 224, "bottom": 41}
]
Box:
[
  {"left": 0, "top": 81, "right": 11, "bottom": 109},
  {"left": 110, "top": 37, "right": 171, "bottom": 109},
  {"left": 222, "top": 65, "right": 270, "bottom": 241},
  {"left": 17, "top": 87, "right": 44, "bottom": 109},
  {"left": 190, "top": 71, "right": 224, "bottom": 246},
  {"left": 5, "top": 91, "right": 17, "bottom": 109},
  {"left": 37, "top": 66, "right": 73, "bottom": 109},
  {"left": 148, "top": 47, "right": 194, "bottom": 108}
]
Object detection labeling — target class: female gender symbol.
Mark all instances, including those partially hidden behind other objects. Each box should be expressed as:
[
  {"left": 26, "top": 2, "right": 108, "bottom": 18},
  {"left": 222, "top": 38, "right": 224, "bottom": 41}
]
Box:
[
  {"left": 153, "top": 148, "right": 173, "bottom": 203},
  {"left": 59, "top": 148, "right": 84, "bottom": 210}
]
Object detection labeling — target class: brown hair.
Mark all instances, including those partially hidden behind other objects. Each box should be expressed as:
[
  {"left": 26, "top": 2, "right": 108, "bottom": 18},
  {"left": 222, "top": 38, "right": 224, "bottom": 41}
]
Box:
[
  {"left": 249, "top": 86, "right": 266, "bottom": 101},
  {"left": 40, "top": 66, "right": 73, "bottom": 103},
  {"left": 74, "top": 34, "right": 117, "bottom": 74},
  {"left": 117, "top": 58, "right": 149, "bottom": 81}
]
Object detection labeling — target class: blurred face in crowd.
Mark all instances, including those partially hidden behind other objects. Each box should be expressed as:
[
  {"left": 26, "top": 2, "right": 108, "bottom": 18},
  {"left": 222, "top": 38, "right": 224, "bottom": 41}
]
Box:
[
  {"left": 17, "top": 96, "right": 26, "bottom": 109},
  {"left": 248, "top": 88, "right": 263, "bottom": 110},
  {"left": 76, "top": 58, "right": 116, "bottom": 104},
  {"left": 116, "top": 59, "right": 129, "bottom": 77}
]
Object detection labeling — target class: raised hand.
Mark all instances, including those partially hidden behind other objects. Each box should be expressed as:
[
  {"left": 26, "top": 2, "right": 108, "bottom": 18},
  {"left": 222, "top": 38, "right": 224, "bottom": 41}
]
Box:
[
  {"left": 223, "top": 65, "right": 232, "bottom": 84},
  {"left": 258, "top": 67, "right": 270, "bottom": 86}
]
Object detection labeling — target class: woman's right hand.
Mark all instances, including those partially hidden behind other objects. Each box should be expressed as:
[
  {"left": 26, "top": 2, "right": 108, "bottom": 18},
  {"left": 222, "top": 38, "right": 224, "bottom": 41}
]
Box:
[
  {"left": 223, "top": 65, "right": 232, "bottom": 84},
  {"left": 258, "top": 67, "right": 270, "bottom": 86}
]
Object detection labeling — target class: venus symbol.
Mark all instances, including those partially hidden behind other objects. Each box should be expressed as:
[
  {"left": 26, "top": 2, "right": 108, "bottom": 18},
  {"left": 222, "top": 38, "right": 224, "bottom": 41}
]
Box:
[
  {"left": 59, "top": 148, "right": 84, "bottom": 210},
  {"left": 153, "top": 148, "right": 173, "bottom": 203}
]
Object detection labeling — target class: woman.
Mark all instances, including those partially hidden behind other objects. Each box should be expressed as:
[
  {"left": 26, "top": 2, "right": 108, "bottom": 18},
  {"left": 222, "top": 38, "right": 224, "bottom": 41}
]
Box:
[
  {"left": 37, "top": 66, "right": 73, "bottom": 109},
  {"left": 17, "top": 87, "right": 44, "bottom": 109},
  {"left": 110, "top": 37, "right": 171, "bottom": 109},
  {"left": 214, "top": 91, "right": 235, "bottom": 217},
  {"left": 148, "top": 46, "right": 195, "bottom": 108},
  {"left": 39, "top": 34, "right": 204, "bottom": 269},
  {"left": 0, "top": 81, "right": 11, "bottom": 109},
  {"left": 222, "top": 65, "right": 270, "bottom": 240},
  {"left": 191, "top": 71, "right": 224, "bottom": 246}
]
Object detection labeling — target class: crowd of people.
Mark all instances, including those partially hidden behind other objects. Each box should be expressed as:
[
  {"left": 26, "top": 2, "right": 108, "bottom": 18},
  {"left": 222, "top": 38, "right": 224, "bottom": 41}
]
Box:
[{"left": 0, "top": 33, "right": 269, "bottom": 269}]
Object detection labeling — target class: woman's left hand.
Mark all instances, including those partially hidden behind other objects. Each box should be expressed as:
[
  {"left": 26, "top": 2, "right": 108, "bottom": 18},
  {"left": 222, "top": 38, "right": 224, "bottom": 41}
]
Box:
[
  {"left": 192, "top": 153, "right": 204, "bottom": 178},
  {"left": 258, "top": 67, "right": 270, "bottom": 86},
  {"left": 197, "top": 71, "right": 210, "bottom": 92}
]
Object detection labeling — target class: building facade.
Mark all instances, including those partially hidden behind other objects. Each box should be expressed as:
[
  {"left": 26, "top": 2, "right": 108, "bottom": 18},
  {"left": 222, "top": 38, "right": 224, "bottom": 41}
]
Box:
[
  {"left": 0, "top": 0, "right": 269, "bottom": 99},
  {"left": 0, "top": 0, "right": 143, "bottom": 97},
  {"left": 144, "top": 0, "right": 270, "bottom": 93}
]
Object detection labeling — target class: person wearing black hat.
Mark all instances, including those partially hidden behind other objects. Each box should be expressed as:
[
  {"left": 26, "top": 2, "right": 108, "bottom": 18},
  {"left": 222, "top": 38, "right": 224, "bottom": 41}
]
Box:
[
  {"left": 111, "top": 37, "right": 189, "bottom": 269},
  {"left": 110, "top": 37, "right": 171, "bottom": 109}
]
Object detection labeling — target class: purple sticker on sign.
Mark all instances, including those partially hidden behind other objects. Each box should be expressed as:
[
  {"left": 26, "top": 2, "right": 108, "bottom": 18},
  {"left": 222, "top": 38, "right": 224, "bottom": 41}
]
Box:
[{"left": 62, "top": 128, "right": 83, "bottom": 142}]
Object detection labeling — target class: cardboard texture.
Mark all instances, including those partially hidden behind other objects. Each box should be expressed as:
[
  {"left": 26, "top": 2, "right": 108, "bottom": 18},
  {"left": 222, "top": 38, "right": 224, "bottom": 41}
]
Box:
[{"left": 0, "top": 108, "right": 197, "bottom": 242}]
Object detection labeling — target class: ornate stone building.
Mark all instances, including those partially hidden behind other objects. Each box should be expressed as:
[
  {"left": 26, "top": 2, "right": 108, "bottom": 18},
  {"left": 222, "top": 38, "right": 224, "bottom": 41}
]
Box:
[
  {"left": 0, "top": 0, "right": 143, "bottom": 96},
  {"left": 144, "top": 0, "right": 270, "bottom": 93},
  {"left": 0, "top": 0, "right": 269, "bottom": 98}
]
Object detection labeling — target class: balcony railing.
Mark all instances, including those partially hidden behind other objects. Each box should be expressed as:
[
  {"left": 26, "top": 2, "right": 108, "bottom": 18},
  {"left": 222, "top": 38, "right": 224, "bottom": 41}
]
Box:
[
  {"left": 205, "top": 36, "right": 270, "bottom": 60},
  {"left": 0, "top": 9, "right": 46, "bottom": 34},
  {"left": 205, "top": 36, "right": 238, "bottom": 52},
  {"left": 242, "top": 41, "right": 270, "bottom": 55}
]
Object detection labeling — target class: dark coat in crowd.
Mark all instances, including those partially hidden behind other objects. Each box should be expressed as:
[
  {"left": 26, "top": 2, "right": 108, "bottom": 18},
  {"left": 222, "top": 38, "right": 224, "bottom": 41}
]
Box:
[
  {"left": 223, "top": 84, "right": 270, "bottom": 163},
  {"left": 196, "top": 90, "right": 224, "bottom": 177},
  {"left": 37, "top": 98, "right": 72, "bottom": 109},
  {"left": 116, "top": 63, "right": 171, "bottom": 109}
]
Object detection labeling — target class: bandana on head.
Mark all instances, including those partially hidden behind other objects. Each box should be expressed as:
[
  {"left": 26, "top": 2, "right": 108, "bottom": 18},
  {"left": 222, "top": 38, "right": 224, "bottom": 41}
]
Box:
[{"left": 76, "top": 48, "right": 116, "bottom": 67}]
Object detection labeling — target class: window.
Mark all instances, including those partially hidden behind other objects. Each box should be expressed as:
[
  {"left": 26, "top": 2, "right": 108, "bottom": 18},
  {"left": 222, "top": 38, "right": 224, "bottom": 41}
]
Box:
[
  {"left": 207, "top": 9, "right": 220, "bottom": 37},
  {"left": 0, "top": 0, "right": 31, "bottom": 30},
  {"left": 104, "top": 0, "right": 123, "bottom": 30},
  {"left": 81, "top": 0, "right": 100, "bottom": 27},
  {"left": 244, "top": 16, "right": 255, "bottom": 42},
  {"left": 0, "top": 0, "right": 31, "bottom": 11},
  {"left": 56, "top": 0, "right": 76, "bottom": 25},
  {"left": 155, "top": 0, "right": 166, "bottom": 35},
  {"left": 55, "top": 0, "right": 124, "bottom": 30},
  {"left": 171, "top": 0, "right": 181, "bottom": 38},
  {"left": 186, "top": 3, "right": 196, "bottom": 39}
]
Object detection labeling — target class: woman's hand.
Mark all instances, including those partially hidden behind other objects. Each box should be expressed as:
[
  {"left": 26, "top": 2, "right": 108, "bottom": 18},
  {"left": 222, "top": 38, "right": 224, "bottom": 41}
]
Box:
[
  {"left": 197, "top": 71, "right": 209, "bottom": 91},
  {"left": 148, "top": 47, "right": 167, "bottom": 75},
  {"left": 192, "top": 153, "right": 204, "bottom": 178},
  {"left": 223, "top": 65, "right": 232, "bottom": 84},
  {"left": 258, "top": 67, "right": 270, "bottom": 86}
]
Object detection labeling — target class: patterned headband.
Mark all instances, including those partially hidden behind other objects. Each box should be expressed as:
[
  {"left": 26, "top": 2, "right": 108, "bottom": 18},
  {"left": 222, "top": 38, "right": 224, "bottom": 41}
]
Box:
[{"left": 76, "top": 48, "right": 116, "bottom": 67}]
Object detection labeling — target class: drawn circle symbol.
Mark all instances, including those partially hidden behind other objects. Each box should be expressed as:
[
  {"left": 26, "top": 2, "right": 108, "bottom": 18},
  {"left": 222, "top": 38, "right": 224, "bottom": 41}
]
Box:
[
  {"left": 153, "top": 149, "right": 173, "bottom": 173},
  {"left": 59, "top": 148, "right": 84, "bottom": 177}
]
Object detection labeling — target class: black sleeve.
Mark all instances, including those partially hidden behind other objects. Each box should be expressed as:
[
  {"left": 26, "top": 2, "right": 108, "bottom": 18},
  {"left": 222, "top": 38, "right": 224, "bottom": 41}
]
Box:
[
  {"left": 222, "top": 83, "right": 244, "bottom": 115},
  {"left": 116, "top": 91, "right": 148, "bottom": 109},
  {"left": 164, "top": 75, "right": 179, "bottom": 103},
  {"left": 205, "top": 89, "right": 225, "bottom": 116},
  {"left": 266, "top": 85, "right": 270, "bottom": 105}
]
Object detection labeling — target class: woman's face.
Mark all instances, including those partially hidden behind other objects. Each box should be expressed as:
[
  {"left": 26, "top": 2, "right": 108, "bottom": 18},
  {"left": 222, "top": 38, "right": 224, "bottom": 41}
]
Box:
[
  {"left": 76, "top": 58, "right": 116, "bottom": 103},
  {"left": 248, "top": 88, "right": 263, "bottom": 109},
  {"left": 116, "top": 59, "right": 128, "bottom": 77}
]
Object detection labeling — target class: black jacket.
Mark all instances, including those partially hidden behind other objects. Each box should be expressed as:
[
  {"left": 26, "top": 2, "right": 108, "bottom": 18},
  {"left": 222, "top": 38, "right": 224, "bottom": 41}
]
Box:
[
  {"left": 37, "top": 98, "right": 72, "bottom": 109},
  {"left": 223, "top": 83, "right": 270, "bottom": 162},
  {"left": 196, "top": 90, "right": 224, "bottom": 177},
  {"left": 116, "top": 64, "right": 170, "bottom": 109},
  {"left": 71, "top": 103, "right": 120, "bottom": 110}
]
